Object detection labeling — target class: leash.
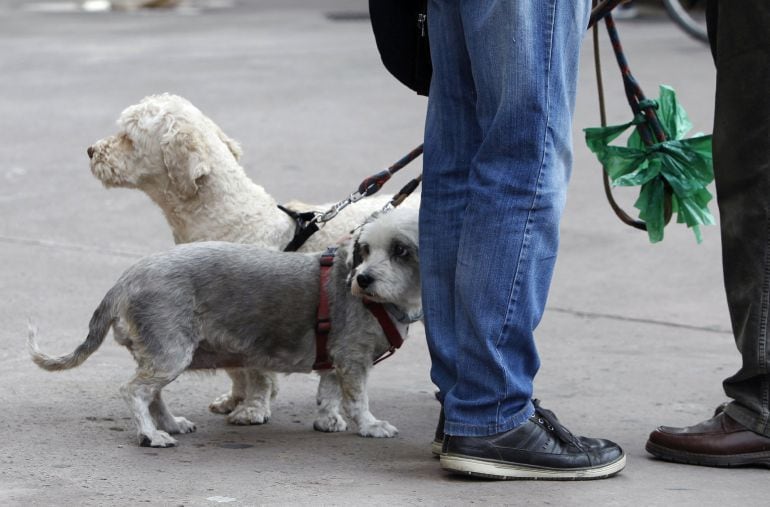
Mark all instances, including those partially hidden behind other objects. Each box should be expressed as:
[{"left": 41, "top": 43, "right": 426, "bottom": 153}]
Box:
[
  {"left": 590, "top": 1, "right": 674, "bottom": 231},
  {"left": 587, "top": 0, "right": 625, "bottom": 29},
  {"left": 281, "top": 145, "right": 423, "bottom": 252},
  {"left": 312, "top": 247, "right": 405, "bottom": 370}
]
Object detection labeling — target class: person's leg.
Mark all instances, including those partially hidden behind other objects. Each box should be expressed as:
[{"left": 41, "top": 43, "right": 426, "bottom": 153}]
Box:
[
  {"left": 646, "top": 0, "right": 770, "bottom": 467},
  {"left": 420, "top": 0, "right": 481, "bottom": 406},
  {"left": 439, "top": 0, "right": 588, "bottom": 437},
  {"left": 712, "top": 0, "right": 770, "bottom": 436},
  {"left": 426, "top": 0, "right": 624, "bottom": 480}
]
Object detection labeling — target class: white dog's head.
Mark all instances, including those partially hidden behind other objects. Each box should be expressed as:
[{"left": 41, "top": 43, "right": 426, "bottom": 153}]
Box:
[
  {"left": 88, "top": 93, "right": 242, "bottom": 199},
  {"left": 346, "top": 208, "right": 421, "bottom": 318}
]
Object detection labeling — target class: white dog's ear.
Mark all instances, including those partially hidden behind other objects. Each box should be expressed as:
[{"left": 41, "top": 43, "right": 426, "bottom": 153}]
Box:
[
  {"left": 216, "top": 126, "right": 242, "bottom": 161},
  {"left": 161, "top": 126, "right": 211, "bottom": 199}
]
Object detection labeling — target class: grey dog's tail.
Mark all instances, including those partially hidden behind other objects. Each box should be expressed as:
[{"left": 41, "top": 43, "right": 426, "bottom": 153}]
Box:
[{"left": 28, "top": 292, "right": 116, "bottom": 371}]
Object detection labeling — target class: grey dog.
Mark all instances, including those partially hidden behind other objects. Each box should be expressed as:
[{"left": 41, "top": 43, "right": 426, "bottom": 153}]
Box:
[{"left": 28, "top": 208, "right": 421, "bottom": 447}]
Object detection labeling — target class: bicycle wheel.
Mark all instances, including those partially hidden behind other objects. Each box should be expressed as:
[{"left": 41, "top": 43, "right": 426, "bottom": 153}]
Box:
[{"left": 663, "top": 0, "right": 709, "bottom": 43}]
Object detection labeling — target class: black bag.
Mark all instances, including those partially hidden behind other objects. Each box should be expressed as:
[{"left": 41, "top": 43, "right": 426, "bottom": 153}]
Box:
[{"left": 369, "top": 0, "right": 432, "bottom": 96}]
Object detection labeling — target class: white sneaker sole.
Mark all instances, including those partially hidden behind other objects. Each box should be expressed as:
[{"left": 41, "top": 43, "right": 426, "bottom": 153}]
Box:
[
  {"left": 440, "top": 453, "right": 626, "bottom": 481},
  {"left": 431, "top": 439, "right": 443, "bottom": 457}
]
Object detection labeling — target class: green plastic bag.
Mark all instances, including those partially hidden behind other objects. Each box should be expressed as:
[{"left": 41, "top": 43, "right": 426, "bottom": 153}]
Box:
[{"left": 584, "top": 85, "right": 715, "bottom": 243}]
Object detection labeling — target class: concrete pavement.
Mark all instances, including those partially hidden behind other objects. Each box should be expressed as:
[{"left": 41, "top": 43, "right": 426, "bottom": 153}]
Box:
[{"left": 1, "top": 1, "right": 764, "bottom": 505}]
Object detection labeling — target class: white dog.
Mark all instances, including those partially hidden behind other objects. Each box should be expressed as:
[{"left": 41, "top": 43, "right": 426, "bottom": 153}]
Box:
[
  {"left": 88, "top": 93, "right": 420, "bottom": 426},
  {"left": 29, "top": 209, "right": 421, "bottom": 447}
]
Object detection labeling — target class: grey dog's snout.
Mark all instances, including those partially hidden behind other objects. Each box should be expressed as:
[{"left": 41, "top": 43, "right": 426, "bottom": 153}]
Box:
[
  {"left": 87, "top": 146, "right": 95, "bottom": 159},
  {"left": 356, "top": 273, "right": 374, "bottom": 289}
]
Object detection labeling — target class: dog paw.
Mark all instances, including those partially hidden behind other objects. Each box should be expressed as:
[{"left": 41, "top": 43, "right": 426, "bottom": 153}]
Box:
[
  {"left": 358, "top": 420, "right": 398, "bottom": 438},
  {"left": 209, "top": 393, "right": 241, "bottom": 415},
  {"left": 313, "top": 414, "right": 348, "bottom": 433},
  {"left": 159, "top": 416, "right": 197, "bottom": 434},
  {"left": 226, "top": 404, "right": 270, "bottom": 425},
  {"left": 139, "top": 430, "right": 178, "bottom": 448},
  {"left": 173, "top": 416, "right": 197, "bottom": 434}
]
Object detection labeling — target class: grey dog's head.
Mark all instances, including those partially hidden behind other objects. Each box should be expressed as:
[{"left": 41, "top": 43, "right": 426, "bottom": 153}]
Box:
[
  {"left": 346, "top": 208, "right": 421, "bottom": 316},
  {"left": 88, "top": 93, "right": 242, "bottom": 200}
]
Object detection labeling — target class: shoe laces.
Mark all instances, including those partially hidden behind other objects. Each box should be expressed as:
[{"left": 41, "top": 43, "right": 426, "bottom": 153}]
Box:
[{"left": 531, "top": 399, "right": 584, "bottom": 449}]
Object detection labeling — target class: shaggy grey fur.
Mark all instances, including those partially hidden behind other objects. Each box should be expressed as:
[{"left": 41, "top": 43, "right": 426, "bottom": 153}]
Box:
[{"left": 28, "top": 208, "right": 420, "bottom": 447}]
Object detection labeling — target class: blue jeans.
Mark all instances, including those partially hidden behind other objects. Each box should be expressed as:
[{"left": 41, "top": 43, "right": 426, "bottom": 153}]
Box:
[{"left": 420, "top": 0, "right": 590, "bottom": 437}]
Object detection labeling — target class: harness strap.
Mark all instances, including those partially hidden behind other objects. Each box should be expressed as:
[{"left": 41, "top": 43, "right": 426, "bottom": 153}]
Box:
[
  {"left": 364, "top": 299, "right": 404, "bottom": 365},
  {"left": 313, "top": 248, "right": 336, "bottom": 370},
  {"left": 312, "top": 250, "right": 405, "bottom": 370},
  {"left": 278, "top": 205, "right": 321, "bottom": 252}
]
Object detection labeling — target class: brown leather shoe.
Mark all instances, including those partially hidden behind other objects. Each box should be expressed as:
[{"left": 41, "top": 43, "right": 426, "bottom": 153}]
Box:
[{"left": 646, "top": 412, "right": 770, "bottom": 467}]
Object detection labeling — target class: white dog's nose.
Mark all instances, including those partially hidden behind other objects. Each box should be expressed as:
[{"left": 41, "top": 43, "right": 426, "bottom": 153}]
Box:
[{"left": 87, "top": 146, "right": 95, "bottom": 159}]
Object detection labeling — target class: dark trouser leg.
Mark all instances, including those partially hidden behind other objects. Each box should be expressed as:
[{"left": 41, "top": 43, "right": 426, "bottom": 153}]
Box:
[{"left": 709, "top": 0, "right": 770, "bottom": 437}]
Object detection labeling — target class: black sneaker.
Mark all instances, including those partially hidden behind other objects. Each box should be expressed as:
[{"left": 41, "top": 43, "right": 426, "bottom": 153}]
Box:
[
  {"left": 431, "top": 407, "right": 445, "bottom": 457},
  {"left": 440, "top": 400, "right": 626, "bottom": 480}
]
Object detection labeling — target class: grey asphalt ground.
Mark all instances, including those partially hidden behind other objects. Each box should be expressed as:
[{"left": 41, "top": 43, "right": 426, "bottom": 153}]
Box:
[{"left": 1, "top": 1, "right": 765, "bottom": 506}]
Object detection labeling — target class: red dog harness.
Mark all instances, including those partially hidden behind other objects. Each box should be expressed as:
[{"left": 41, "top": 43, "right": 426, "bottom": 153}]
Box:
[{"left": 313, "top": 248, "right": 404, "bottom": 370}]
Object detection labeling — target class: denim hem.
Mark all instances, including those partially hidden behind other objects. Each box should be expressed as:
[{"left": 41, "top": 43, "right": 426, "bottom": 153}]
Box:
[
  {"left": 724, "top": 401, "right": 770, "bottom": 438},
  {"left": 443, "top": 400, "right": 535, "bottom": 437}
]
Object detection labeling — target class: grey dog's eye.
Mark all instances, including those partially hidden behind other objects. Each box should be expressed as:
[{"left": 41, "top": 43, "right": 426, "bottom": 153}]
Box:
[{"left": 393, "top": 244, "right": 409, "bottom": 258}]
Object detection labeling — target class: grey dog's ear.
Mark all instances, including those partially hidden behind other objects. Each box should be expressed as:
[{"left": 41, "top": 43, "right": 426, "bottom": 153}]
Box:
[
  {"left": 161, "top": 124, "right": 211, "bottom": 199},
  {"left": 344, "top": 229, "right": 364, "bottom": 286},
  {"left": 345, "top": 237, "right": 359, "bottom": 272},
  {"left": 345, "top": 212, "right": 380, "bottom": 274}
]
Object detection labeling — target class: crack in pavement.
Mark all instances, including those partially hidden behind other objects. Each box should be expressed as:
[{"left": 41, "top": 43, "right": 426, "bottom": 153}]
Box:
[{"left": 548, "top": 306, "right": 731, "bottom": 335}]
